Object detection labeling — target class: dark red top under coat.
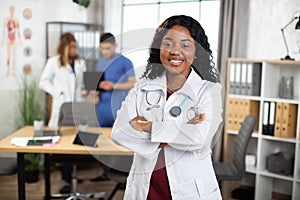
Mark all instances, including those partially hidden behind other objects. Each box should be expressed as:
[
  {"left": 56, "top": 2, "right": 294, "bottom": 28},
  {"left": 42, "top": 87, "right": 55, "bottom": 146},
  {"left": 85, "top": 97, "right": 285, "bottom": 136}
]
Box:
[{"left": 147, "top": 89, "right": 178, "bottom": 200}]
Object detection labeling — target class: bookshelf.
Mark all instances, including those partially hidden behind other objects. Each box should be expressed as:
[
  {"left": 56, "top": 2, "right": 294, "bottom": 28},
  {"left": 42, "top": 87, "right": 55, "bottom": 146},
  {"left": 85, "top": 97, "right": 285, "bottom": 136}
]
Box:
[
  {"left": 46, "top": 21, "right": 104, "bottom": 71},
  {"left": 223, "top": 58, "right": 300, "bottom": 200}
]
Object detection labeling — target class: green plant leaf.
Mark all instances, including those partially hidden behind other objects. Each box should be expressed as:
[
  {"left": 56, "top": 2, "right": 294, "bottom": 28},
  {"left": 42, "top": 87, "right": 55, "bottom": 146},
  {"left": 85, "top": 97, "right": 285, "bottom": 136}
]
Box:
[{"left": 73, "top": 0, "right": 90, "bottom": 8}]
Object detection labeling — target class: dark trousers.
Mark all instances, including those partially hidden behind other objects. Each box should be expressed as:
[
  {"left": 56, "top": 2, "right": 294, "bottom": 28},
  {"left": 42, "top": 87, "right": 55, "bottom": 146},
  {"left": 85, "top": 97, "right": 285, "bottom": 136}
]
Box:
[{"left": 61, "top": 164, "right": 72, "bottom": 183}]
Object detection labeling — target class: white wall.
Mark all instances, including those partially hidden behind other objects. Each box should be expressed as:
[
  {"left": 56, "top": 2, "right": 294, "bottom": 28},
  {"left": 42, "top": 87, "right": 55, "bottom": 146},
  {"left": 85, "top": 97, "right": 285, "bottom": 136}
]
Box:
[
  {"left": 104, "top": 0, "right": 122, "bottom": 35},
  {"left": 245, "top": 0, "right": 300, "bottom": 60},
  {"left": 0, "top": 0, "right": 89, "bottom": 141},
  {"left": 2, "top": 0, "right": 299, "bottom": 139}
]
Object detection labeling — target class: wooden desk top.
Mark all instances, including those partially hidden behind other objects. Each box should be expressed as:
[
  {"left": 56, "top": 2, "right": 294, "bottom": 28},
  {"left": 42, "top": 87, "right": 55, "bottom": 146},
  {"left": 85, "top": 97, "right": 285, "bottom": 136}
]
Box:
[{"left": 0, "top": 126, "right": 132, "bottom": 156}]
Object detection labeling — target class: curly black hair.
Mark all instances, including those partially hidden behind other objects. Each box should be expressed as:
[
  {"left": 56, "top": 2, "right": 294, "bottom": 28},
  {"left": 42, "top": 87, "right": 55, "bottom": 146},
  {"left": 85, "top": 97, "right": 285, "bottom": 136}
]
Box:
[{"left": 141, "top": 15, "right": 219, "bottom": 83}]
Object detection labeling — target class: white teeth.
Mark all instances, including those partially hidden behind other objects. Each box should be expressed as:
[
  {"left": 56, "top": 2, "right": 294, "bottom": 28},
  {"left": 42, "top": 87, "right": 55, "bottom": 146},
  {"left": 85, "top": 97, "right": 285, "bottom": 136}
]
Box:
[
  {"left": 169, "top": 59, "right": 183, "bottom": 65},
  {"left": 170, "top": 60, "right": 182, "bottom": 63}
]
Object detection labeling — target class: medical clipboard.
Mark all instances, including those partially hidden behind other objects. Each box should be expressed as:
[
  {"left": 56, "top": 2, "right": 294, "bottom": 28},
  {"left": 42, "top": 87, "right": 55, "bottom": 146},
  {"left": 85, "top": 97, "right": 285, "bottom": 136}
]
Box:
[
  {"left": 83, "top": 71, "right": 105, "bottom": 90},
  {"left": 72, "top": 130, "right": 100, "bottom": 147}
]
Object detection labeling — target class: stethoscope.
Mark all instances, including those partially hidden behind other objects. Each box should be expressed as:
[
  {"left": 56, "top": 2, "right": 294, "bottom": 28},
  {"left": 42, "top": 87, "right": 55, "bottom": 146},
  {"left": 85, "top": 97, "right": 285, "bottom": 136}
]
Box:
[
  {"left": 145, "top": 90, "right": 162, "bottom": 110},
  {"left": 145, "top": 91, "right": 193, "bottom": 118}
]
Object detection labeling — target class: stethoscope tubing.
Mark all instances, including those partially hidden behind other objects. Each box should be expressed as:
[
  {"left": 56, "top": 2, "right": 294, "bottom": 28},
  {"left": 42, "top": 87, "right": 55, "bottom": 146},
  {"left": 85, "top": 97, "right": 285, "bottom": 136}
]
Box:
[{"left": 145, "top": 91, "right": 192, "bottom": 117}]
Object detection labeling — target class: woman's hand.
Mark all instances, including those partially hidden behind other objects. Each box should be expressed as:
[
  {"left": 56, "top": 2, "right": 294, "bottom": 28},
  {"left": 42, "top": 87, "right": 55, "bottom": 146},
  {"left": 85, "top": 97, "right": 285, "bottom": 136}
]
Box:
[
  {"left": 187, "top": 113, "right": 206, "bottom": 124},
  {"left": 130, "top": 116, "right": 152, "bottom": 133},
  {"left": 81, "top": 90, "right": 88, "bottom": 96},
  {"left": 89, "top": 90, "right": 99, "bottom": 96}
]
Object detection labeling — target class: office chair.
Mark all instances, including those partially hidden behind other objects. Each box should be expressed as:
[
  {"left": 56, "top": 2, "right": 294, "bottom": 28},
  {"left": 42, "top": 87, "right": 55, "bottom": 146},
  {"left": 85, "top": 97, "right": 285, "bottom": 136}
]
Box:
[
  {"left": 0, "top": 157, "right": 17, "bottom": 175},
  {"left": 213, "top": 115, "right": 256, "bottom": 181},
  {"left": 58, "top": 102, "right": 99, "bottom": 128},
  {"left": 50, "top": 102, "right": 105, "bottom": 200},
  {"left": 96, "top": 155, "right": 133, "bottom": 200}
]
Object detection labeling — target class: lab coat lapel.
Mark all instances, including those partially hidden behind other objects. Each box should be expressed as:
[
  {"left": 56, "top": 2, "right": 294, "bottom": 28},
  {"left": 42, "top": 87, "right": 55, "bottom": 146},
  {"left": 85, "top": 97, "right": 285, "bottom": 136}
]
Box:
[
  {"left": 176, "top": 69, "right": 203, "bottom": 101},
  {"left": 140, "top": 72, "right": 167, "bottom": 95},
  {"left": 139, "top": 69, "right": 203, "bottom": 100}
]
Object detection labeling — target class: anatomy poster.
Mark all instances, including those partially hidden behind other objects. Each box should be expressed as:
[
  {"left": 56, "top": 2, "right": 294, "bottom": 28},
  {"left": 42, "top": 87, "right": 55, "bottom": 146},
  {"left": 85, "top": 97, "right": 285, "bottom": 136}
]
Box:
[{"left": 0, "top": 0, "right": 43, "bottom": 90}]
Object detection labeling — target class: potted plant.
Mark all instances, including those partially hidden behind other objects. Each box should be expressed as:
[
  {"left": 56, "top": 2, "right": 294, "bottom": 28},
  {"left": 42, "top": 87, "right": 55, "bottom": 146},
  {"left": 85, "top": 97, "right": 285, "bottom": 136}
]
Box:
[
  {"left": 19, "top": 75, "right": 43, "bottom": 183},
  {"left": 20, "top": 77, "right": 42, "bottom": 127},
  {"left": 33, "top": 116, "right": 44, "bottom": 131},
  {"left": 78, "top": 117, "right": 89, "bottom": 131},
  {"left": 24, "top": 154, "right": 42, "bottom": 183},
  {"left": 72, "top": 0, "right": 90, "bottom": 8}
]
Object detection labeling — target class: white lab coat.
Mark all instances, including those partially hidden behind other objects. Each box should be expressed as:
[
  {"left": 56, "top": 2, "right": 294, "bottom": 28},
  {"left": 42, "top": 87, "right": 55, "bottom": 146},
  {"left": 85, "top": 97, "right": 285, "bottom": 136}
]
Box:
[
  {"left": 112, "top": 69, "right": 223, "bottom": 200},
  {"left": 39, "top": 56, "right": 86, "bottom": 127}
]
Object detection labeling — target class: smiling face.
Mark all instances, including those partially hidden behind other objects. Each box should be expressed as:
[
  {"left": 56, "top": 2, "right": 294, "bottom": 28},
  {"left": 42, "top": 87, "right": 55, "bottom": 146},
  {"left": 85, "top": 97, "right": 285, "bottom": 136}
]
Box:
[{"left": 160, "top": 25, "right": 196, "bottom": 78}]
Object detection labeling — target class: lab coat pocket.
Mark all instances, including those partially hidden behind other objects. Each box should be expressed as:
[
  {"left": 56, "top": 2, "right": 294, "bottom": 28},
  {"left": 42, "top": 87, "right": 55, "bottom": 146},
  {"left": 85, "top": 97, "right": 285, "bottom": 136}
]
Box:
[
  {"left": 176, "top": 179, "right": 199, "bottom": 199},
  {"left": 195, "top": 177, "right": 222, "bottom": 200}
]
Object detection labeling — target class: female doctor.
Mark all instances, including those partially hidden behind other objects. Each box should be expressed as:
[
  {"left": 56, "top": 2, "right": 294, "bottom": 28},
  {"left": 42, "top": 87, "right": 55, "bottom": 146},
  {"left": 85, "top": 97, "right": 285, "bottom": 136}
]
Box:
[
  {"left": 39, "top": 33, "right": 86, "bottom": 127},
  {"left": 112, "top": 15, "right": 223, "bottom": 200}
]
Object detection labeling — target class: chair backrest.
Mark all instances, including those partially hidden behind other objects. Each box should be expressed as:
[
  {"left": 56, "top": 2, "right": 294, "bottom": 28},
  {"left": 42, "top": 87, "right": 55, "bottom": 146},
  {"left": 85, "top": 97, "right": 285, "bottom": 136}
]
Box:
[
  {"left": 232, "top": 115, "right": 256, "bottom": 176},
  {"left": 58, "top": 102, "right": 99, "bottom": 127}
]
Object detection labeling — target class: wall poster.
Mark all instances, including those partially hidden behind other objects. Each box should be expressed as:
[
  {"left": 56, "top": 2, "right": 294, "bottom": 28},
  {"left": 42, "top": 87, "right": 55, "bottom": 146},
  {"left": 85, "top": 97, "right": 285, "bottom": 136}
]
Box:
[{"left": 0, "top": 0, "right": 43, "bottom": 90}]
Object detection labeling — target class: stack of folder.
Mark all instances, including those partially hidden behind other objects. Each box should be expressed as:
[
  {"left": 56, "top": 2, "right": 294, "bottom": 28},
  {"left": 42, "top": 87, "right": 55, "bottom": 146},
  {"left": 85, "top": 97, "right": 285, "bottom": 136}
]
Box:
[
  {"left": 229, "top": 62, "right": 262, "bottom": 96},
  {"left": 262, "top": 102, "right": 276, "bottom": 136},
  {"left": 226, "top": 97, "right": 259, "bottom": 131},
  {"left": 263, "top": 101, "right": 298, "bottom": 138}
]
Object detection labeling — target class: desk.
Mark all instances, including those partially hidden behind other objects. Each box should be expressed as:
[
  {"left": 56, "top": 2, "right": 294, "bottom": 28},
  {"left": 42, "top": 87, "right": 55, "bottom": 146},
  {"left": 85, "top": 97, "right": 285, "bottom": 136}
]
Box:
[{"left": 0, "top": 126, "right": 132, "bottom": 200}]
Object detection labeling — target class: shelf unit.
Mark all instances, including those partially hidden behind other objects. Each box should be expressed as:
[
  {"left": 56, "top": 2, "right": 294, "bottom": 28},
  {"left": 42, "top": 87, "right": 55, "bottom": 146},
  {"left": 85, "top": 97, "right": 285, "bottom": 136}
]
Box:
[
  {"left": 46, "top": 21, "right": 104, "bottom": 71},
  {"left": 223, "top": 58, "right": 300, "bottom": 200}
]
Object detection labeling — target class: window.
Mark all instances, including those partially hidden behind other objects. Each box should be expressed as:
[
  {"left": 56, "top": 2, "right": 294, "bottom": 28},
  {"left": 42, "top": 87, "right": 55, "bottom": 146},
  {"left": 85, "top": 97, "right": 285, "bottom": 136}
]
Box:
[{"left": 121, "top": 0, "right": 220, "bottom": 76}]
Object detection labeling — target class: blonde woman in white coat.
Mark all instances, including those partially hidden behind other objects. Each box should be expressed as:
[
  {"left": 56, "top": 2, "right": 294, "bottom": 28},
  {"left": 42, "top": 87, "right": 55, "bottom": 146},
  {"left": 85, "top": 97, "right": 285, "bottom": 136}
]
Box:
[
  {"left": 39, "top": 33, "right": 86, "bottom": 127},
  {"left": 112, "top": 15, "right": 223, "bottom": 200}
]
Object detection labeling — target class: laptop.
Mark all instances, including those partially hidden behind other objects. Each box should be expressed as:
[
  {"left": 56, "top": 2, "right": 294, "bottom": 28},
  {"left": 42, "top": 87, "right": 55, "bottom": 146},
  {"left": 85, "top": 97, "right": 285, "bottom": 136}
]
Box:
[
  {"left": 73, "top": 130, "right": 101, "bottom": 147},
  {"left": 34, "top": 129, "right": 60, "bottom": 137},
  {"left": 30, "top": 128, "right": 61, "bottom": 146},
  {"left": 83, "top": 72, "right": 105, "bottom": 90}
]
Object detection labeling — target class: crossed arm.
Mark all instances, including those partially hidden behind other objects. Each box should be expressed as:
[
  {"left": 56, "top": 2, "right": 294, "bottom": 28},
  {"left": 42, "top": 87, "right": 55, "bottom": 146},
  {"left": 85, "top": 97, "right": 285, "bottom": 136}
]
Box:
[
  {"left": 112, "top": 83, "right": 222, "bottom": 156},
  {"left": 130, "top": 114, "right": 206, "bottom": 147}
]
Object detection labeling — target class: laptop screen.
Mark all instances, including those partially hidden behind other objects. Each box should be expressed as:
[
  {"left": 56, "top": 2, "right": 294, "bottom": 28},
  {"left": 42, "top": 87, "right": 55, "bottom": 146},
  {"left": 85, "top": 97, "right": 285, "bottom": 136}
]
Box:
[
  {"left": 34, "top": 130, "right": 60, "bottom": 137},
  {"left": 73, "top": 130, "right": 100, "bottom": 147}
]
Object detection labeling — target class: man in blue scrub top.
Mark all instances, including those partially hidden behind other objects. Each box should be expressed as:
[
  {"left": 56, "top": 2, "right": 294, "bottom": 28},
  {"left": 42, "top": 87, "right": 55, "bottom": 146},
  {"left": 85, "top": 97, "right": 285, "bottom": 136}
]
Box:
[{"left": 97, "top": 33, "right": 136, "bottom": 127}]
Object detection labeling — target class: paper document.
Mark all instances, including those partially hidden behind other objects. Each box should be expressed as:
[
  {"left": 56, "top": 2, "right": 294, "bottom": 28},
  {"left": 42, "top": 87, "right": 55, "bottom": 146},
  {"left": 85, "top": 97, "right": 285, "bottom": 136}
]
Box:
[{"left": 10, "top": 136, "right": 60, "bottom": 147}]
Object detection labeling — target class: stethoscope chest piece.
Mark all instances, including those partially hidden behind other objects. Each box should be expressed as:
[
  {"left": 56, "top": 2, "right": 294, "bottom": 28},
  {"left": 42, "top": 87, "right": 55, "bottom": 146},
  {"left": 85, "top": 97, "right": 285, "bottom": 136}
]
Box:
[
  {"left": 170, "top": 106, "right": 181, "bottom": 117},
  {"left": 169, "top": 95, "right": 190, "bottom": 117}
]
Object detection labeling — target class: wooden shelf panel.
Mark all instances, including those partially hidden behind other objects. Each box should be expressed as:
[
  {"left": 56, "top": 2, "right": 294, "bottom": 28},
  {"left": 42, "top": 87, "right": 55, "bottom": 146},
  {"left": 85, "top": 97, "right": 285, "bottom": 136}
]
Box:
[
  {"left": 261, "top": 135, "right": 297, "bottom": 143},
  {"left": 263, "top": 97, "right": 299, "bottom": 105},
  {"left": 260, "top": 170, "right": 294, "bottom": 181},
  {"left": 227, "top": 130, "right": 259, "bottom": 138},
  {"left": 228, "top": 94, "right": 261, "bottom": 101}
]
